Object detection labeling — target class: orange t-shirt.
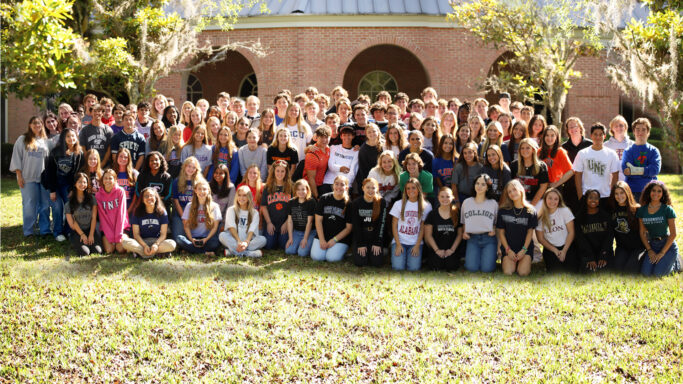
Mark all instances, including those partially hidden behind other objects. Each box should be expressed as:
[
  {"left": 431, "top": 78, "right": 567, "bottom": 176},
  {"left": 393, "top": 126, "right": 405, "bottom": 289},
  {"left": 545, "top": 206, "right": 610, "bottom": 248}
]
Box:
[
  {"left": 539, "top": 147, "right": 572, "bottom": 183},
  {"left": 304, "top": 146, "right": 331, "bottom": 186}
]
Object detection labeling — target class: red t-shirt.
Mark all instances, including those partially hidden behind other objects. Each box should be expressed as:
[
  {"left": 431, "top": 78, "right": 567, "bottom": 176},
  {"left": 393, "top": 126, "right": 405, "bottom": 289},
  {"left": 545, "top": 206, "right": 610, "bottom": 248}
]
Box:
[{"left": 304, "top": 146, "right": 331, "bottom": 186}]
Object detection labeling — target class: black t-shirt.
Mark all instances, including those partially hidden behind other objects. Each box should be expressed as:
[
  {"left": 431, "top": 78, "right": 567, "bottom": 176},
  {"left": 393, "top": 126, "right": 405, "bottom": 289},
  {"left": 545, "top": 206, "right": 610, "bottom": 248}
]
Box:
[
  {"left": 496, "top": 207, "right": 538, "bottom": 255},
  {"left": 510, "top": 160, "right": 549, "bottom": 201},
  {"left": 261, "top": 185, "right": 291, "bottom": 227},
  {"left": 267, "top": 146, "right": 299, "bottom": 166},
  {"left": 611, "top": 205, "right": 644, "bottom": 250},
  {"left": 315, "top": 193, "right": 352, "bottom": 244},
  {"left": 351, "top": 197, "right": 387, "bottom": 247},
  {"left": 425, "top": 209, "right": 460, "bottom": 250},
  {"left": 135, "top": 170, "right": 172, "bottom": 202},
  {"left": 481, "top": 164, "right": 512, "bottom": 201},
  {"left": 288, "top": 198, "right": 316, "bottom": 232}
]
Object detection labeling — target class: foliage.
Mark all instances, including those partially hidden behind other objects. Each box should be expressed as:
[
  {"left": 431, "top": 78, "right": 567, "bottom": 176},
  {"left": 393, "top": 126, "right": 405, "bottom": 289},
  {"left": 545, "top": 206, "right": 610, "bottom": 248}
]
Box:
[
  {"left": 0, "top": 0, "right": 85, "bottom": 105},
  {"left": 1, "top": 176, "right": 682, "bottom": 382},
  {"left": 448, "top": 0, "right": 603, "bottom": 126}
]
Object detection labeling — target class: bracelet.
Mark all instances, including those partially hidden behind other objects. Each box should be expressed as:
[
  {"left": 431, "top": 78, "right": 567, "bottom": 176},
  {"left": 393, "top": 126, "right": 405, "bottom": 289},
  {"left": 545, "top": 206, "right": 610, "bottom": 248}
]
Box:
[
  {"left": 521, "top": 246, "right": 527, "bottom": 252},
  {"left": 333, "top": 236, "right": 338, "bottom": 242}
]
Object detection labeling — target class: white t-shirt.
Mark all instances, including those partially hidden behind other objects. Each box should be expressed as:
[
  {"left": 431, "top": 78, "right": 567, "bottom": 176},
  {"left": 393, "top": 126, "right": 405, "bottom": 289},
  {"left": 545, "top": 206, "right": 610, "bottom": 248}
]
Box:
[
  {"left": 278, "top": 123, "right": 312, "bottom": 160},
  {"left": 181, "top": 201, "right": 222, "bottom": 238},
  {"left": 460, "top": 197, "right": 498, "bottom": 234},
  {"left": 323, "top": 145, "right": 360, "bottom": 185},
  {"left": 225, "top": 206, "right": 260, "bottom": 240},
  {"left": 536, "top": 206, "right": 574, "bottom": 247},
  {"left": 389, "top": 200, "right": 432, "bottom": 245},
  {"left": 604, "top": 136, "right": 632, "bottom": 181},
  {"left": 572, "top": 146, "right": 620, "bottom": 199}
]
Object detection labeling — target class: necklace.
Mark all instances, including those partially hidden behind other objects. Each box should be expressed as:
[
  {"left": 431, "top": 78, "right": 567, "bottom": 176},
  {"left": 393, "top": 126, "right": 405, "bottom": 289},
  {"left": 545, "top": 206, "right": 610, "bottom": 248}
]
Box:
[{"left": 513, "top": 207, "right": 523, "bottom": 216}]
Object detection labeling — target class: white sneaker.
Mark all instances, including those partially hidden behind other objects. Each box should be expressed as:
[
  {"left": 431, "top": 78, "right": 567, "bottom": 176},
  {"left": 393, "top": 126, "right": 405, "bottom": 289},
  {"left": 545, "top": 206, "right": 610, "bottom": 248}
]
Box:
[
  {"left": 56, "top": 234, "right": 66, "bottom": 242},
  {"left": 224, "top": 248, "right": 231, "bottom": 257},
  {"left": 246, "top": 250, "right": 262, "bottom": 258}
]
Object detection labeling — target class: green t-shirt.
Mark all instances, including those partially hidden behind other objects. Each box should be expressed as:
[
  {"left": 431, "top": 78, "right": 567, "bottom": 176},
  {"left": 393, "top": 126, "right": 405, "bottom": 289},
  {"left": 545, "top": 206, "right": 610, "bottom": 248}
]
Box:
[
  {"left": 637, "top": 204, "right": 675, "bottom": 238},
  {"left": 399, "top": 170, "right": 434, "bottom": 198}
]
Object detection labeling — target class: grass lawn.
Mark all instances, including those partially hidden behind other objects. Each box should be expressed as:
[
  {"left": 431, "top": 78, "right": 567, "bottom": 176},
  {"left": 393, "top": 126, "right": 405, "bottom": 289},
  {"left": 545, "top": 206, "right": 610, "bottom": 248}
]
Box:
[{"left": 1, "top": 175, "right": 682, "bottom": 383}]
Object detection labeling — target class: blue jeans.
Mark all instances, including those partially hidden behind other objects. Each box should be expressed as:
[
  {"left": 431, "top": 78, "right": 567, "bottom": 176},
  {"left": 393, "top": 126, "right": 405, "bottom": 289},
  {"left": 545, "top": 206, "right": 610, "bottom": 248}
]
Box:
[
  {"left": 176, "top": 233, "right": 220, "bottom": 253},
  {"left": 641, "top": 238, "right": 681, "bottom": 277},
  {"left": 285, "top": 230, "right": 316, "bottom": 257},
  {"left": 20, "top": 181, "right": 51, "bottom": 236},
  {"left": 171, "top": 212, "right": 185, "bottom": 241},
  {"left": 49, "top": 184, "right": 70, "bottom": 237},
  {"left": 464, "top": 233, "right": 498, "bottom": 272},
  {"left": 310, "top": 238, "right": 348, "bottom": 262},
  {"left": 265, "top": 227, "right": 289, "bottom": 250},
  {"left": 391, "top": 242, "right": 423, "bottom": 271}
]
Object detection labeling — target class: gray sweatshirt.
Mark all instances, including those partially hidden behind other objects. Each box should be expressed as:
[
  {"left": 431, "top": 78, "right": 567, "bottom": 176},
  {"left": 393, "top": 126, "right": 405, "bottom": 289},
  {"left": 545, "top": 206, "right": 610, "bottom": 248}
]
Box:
[
  {"left": 238, "top": 145, "right": 268, "bottom": 181},
  {"left": 10, "top": 135, "right": 51, "bottom": 183}
]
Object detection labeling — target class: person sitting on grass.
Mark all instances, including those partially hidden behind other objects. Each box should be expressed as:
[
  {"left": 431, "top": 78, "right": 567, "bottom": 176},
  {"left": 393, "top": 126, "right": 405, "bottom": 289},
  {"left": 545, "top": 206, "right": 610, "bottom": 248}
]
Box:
[
  {"left": 122, "top": 187, "right": 176, "bottom": 259},
  {"left": 96, "top": 168, "right": 129, "bottom": 254},
  {"left": 311, "top": 175, "right": 353, "bottom": 263},
  {"left": 497, "top": 180, "right": 538, "bottom": 276},
  {"left": 219, "top": 185, "right": 267, "bottom": 257},
  {"left": 66, "top": 172, "right": 103, "bottom": 256},
  {"left": 535, "top": 188, "right": 578, "bottom": 273},
  {"left": 637, "top": 181, "right": 681, "bottom": 277},
  {"left": 177, "top": 179, "right": 221, "bottom": 255},
  {"left": 575, "top": 189, "right": 614, "bottom": 273},
  {"left": 285, "top": 179, "right": 317, "bottom": 257}
]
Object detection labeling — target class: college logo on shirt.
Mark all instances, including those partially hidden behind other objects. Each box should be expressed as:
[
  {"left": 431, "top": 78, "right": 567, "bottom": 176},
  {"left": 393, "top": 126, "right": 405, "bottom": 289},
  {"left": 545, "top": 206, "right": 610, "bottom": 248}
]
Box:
[
  {"left": 101, "top": 198, "right": 121, "bottom": 211},
  {"left": 636, "top": 152, "right": 648, "bottom": 166},
  {"left": 586, "top": 159, "right": 606, "bottom": 176},
  {"left": 141, "top": 218, "right": 160, "bottom": 227},
  {"left": 323, "top": 206, "right": 344, "bottom": 218},
  {"left": 614, "top": 217, "right": 630, "bottom": 234}
]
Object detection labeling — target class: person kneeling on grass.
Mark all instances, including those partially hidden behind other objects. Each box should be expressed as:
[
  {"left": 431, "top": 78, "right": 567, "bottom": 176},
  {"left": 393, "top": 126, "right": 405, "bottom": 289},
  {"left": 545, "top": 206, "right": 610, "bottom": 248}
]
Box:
[
  {"left": 285, "top": 179, "right": 316, "bottom": 257},
  {"left": 96, "top": 168, "right": 129, "bottom": 254},
  {"left": 351, "top": 178, "right": 388, "bottom": 267},
  {"left": 461, "top": 174, "right": 499, "bottom": 273},
  {"left": 497, "top": 180, "right": 538, "bottom": 276},
  {"left": 66, "top": 172, "right": 103, "bottom": 256},
  {"left": 637, "top": 181, "right": 681, "bottom": 277},
  {"left": 390, "top": 178, "right": 432, "bottom": 271},
  {"left": 424, "top": 187, "right": 463, "bottom": 271},
  {"left": 219, "top": 185, "right": 266, "bottom": 257},
  {"left": 310, "top": 175, "right": 353, "bottom": 262},
  {"left": 122, "top": 187, "right": 176, "bottom": 258},
  {"left": 536, "top": 188, "right": 579, "bottom": 273},
  {"left": 176, "top": 180, "right": 221, "bottom": 255}
]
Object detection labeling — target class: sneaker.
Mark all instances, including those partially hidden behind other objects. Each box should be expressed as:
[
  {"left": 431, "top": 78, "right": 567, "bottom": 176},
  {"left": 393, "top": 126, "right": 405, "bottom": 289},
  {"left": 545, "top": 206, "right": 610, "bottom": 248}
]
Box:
[
  {"left": 224, "top": 248, "right": 231, "bottom": 257},
  {"left": 55, "top": 234, "right": 66, "bottom": 242},
  {"left": 246, "top": 250, "right": 262, "bottom": 258}
]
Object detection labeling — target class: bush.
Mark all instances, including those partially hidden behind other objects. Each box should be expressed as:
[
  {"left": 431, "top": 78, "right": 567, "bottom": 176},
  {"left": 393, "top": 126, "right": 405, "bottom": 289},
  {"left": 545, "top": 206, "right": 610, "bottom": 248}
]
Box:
[{"left": 1, "top": 143, "right": 14, "bottom": 175}]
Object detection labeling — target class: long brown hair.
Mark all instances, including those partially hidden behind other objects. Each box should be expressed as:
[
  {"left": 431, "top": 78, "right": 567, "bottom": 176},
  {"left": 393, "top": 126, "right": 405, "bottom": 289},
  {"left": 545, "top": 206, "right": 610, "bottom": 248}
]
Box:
[
  {"left": 187, "top": 180, "right": 215, "bottom": 230},
  {"left": 362, "top": 178, "right": 382, "bottom": 221},
  {"left": 24, "top": 116, "right": 47, "bottom": 151},
  {"left": 400, "top": 178, "right": 426, "bottom": 221},
  {"left": 438, "top": 187, "right": 459, "bottom": 227},
  {"left": 456, "top": 142, "right": 479, "bottom": 180},
  {"left": 265, "top": 160, "right": 293, "bottom": 195},
  {"left": 211, "top": 126, "right": 236, "bottom": 167},
  {"left": 134, "top": 187, "right": 166, "bottom": 217},
  {"left": 115, "top": 148, "right": 136, "bottom": 187},
  {"left": 609, "top": 181, "right": 639, "bottom": 228},
  {"left": 80, "top": 149, "right": 103, "bottom": 193},
  {"left": 539, "top": 125, "right": 561, "bottom": 159}
]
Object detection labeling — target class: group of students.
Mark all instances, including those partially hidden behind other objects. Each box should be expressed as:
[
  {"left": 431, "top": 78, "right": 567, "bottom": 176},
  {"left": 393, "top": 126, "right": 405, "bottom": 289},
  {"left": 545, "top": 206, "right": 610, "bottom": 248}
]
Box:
[{"left": 9, "top": 87, "right": 680, "bottom": 276}]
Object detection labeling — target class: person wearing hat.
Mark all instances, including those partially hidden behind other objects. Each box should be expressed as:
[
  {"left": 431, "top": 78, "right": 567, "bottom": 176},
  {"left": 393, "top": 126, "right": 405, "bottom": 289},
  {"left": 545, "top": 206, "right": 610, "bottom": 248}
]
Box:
[{"left": 321, "top": 125, "right": 359, "bottom": 196}]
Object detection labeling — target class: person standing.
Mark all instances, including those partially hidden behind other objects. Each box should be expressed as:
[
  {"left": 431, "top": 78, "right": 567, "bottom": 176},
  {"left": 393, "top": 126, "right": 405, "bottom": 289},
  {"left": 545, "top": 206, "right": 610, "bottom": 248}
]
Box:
[{"left": 573, "top": 123, "right": 620, "bottom": 209}]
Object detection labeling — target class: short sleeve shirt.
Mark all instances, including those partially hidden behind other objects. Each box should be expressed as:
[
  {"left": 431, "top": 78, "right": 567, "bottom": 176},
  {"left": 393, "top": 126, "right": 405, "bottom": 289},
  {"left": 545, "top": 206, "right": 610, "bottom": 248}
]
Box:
[
  {"left": 637, "top": 204, "right": 675, "bottom": 238},
  {"left": 131, "top": 211, "right": 169, "bottom": 239}
]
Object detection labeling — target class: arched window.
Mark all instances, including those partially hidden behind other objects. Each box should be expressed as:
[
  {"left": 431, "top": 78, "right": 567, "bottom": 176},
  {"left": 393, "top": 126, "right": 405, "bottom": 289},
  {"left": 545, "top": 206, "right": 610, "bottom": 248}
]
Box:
[
  {"left": 358, "top": 71, "right": 398, "bottom": 101},
  {"left": 239, "top": 73, "right": 258, "bottom": 98},
  {"left": 186, "top": 74, "right": 203, "bottom": 104}
]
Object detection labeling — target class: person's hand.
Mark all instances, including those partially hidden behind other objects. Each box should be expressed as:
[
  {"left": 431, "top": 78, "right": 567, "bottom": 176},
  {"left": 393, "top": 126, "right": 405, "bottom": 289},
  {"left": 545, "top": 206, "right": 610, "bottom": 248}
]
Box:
[
  {"left": 237, "top": 241, "right": 247, "bottom": 252},
  {"left": 267, "top": 222, "right": 275, "bottom": 236},
  {"left": 300, "top": 236, "right": 308, "bottom": 249},
  {"left": 358, "top": 246, "right": 367, "bottom": 257},
  {"left": 410, "top": 245, "right": 420, "bottom": 257},
  {"left": 623, "top": 167, "right": 631, "bottom": 176},
  {"left": 16, "top": 174, "right": 25, "bottom": 189},
  {"left": 340, "top": 166, "right": 350, "bottom": 174},
  {"left": 506, "top": 248, "right": 516, "bottom": 260},
  {"left": 394, "top": 243, "right": 403, "bottom": 256},
  {"left": 150, "top": 243, "right": 159, "bottom": 255},
  {"left": 557, "top": 248, "right": 566, "bottom": 262},
  {"left": 516, "top": 249, "right": 526, "bottom": 261},
  {"left": 353, "top": 145, "right": 360, "bottom": 152},
  {"left": 285, "top": 237, "right": 293, "bottom": 249},
  {"left": 143, "top": 244, "right": 152, "bottom": 255},
  {"left": 488, "top": 230, "right": 496, "bottom": 237},
  {"left": 647, "top": 249, "right": 657, "bottom": 263},
  {"left": 195, "top": 238, "right": 206, "bottom": 247},
  {"left": 371, "top": 245, "right": 382, "bottom": 256},
  {"left": 586, "top": 261, "right": 597, "bottom": 271},
  {"left": 50, "top": 192, "right": 57, "bottom": 202},
  {"left": 280, "top": 223, "right": 288, "bottom": 235},
  {"left": 446, "top": 248, "right": 456, "bottom": 258},
  {"left": 597, "top": 259, "right": 607, "bottom": 269},
  {"left": 654, "top": 252, "right": 664, "bottom": 264},
  {"left": 319, "top": 240, "right": 328, "bottom": 250},
  {"left": 463, "top": 232, "right": 470, "bottom": 240},
  {"left": 80, "top": 233, "right": 88, "bottom": 244}
]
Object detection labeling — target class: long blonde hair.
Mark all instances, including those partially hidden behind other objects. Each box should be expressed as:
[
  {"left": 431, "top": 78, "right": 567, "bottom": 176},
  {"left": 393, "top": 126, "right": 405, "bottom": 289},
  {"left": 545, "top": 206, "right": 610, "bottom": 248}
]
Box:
[
  {"left": 384, "top": 123, "right": 407, "bottom": 152},
  {"left": 499, "top": 179, "right": 534, "bottom": 212},
  {"left": 179, "top": 101, "right": 194, "bottom": 125},
  {"left": 243, "top": 164, "right": 264, "bottom": 204},
  {"left": 371, "top": 150, "right": 401, "bottom": 185},
  {"left": 160, "top": 125, "right": 184, "bottom": 158},
  {"left": 187, "top": 180, "right": 215, "bottom": 230},
  {"left": 538, "top": 188, "right": 567, "bottom": 230},
  {"left": 233, "top": 185, "right": 256, "bottom": 229},
  {"left": 177, "top": 156, "right": 203, "bottom": 194},
  {"left": 400, "top": 178, "right": 426, "bottom": 221},
  {"left": 282, "top": 103, "right": 312, "bottom": 136}
]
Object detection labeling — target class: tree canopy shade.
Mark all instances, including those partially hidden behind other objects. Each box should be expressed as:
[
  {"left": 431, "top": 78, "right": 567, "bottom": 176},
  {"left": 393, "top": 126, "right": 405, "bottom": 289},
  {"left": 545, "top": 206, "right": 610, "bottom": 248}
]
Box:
[
  {"left": 448, "top": 0, "right": 603, "bottom": 127},
  {"left": 1, "top": 0, "right": 269, "bottom": 105}
]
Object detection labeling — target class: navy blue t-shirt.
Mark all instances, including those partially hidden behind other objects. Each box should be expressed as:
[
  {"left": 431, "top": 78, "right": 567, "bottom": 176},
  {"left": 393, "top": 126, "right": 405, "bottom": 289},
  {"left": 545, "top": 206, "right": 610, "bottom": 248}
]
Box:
[{"left": 131, "top": 211, "right": 169, "bottom": 239}]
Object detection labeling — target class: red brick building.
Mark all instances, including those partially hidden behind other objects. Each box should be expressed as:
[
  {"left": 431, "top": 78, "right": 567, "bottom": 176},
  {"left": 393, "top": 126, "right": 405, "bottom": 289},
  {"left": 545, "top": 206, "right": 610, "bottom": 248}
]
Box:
[{"left": 4, "top": 0, "right": 631, "bottom": 143}]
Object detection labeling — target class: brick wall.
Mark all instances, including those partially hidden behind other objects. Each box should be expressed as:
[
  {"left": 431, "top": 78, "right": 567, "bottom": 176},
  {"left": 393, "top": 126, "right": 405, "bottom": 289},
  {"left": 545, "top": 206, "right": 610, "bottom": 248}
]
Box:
[{"left": 7, "top": 26, "right": 623, "bottom": 143}]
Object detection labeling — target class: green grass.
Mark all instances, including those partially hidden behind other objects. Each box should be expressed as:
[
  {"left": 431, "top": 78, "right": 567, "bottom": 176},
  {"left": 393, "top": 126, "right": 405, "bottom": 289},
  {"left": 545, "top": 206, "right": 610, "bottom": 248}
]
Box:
[{"left": 1, "top": 176, "right": 682, "bottom": 383}]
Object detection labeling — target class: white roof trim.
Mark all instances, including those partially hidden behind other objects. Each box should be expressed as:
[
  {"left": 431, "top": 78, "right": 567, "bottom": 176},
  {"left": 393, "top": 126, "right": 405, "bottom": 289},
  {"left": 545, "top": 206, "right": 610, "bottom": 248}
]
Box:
[{"left": 206, "top": 14, "right": 456, "bottom": 30}]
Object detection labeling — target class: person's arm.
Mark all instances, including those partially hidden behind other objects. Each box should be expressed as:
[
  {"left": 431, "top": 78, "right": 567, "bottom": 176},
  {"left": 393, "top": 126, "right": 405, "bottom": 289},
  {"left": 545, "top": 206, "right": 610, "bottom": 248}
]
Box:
[
  {"left": 134, "top": 154, "right": 144, "bottom": 171},
  {"left": 497, "top": 228, "right": 515, "bottom": 260},
  {"left": 332, "top": 222, "right": 352, "bottom": 243},
  {"left": 424, "top": 224, "right": 439, "bottom": 252},
  {"left": 610, "top": 171, "right": 618, "bottom": 190},
  {"left": 351, "top": 202, "right": 363, "bottom": 246},
  {"left": 535, "top": 229, "right": 557, "bottom": 254},
  {"left": 644, "top": 147, "right": 661, "bottom": 177},
  {"left": 392, "top": 216, "right": 403, "bottom": 256},
  {"left": 638, "top": 218, "right": 655, "bottom": 262},
  {"left": 314, "top": 214, "right": 326, "bottom": 249},
  {"left": 421, "top": 172, "right": 434, "bottom": 196},
  {"left": 132, "top": 224, "right": 150, "bottom": 255},
  {"left": 655, "top": 218, "right": 677, "bottom": 263},
  {"left": 574, "top": 171, "right": 583, "bottom": 199},
  {"left": 374, "top": 201, "right": 388, "bottom": 248},
  {"left": 261, "top": 203, "right": 275, "bottom": 235},
  {"left": 516, "top": 228, "right": 534, "bottom": 261},
  {"left": 531, "top": 183, "right": 548, "bottom": 207},
  {"left": 88, "top": 205, "right": 98, "bottom": 244},
  {"left": 306, "top": 169, "right": 319, "bottom": 198},
  {"left": 411, "top": 221, "right": 425, "bottom": 256},
  {"left": 173, "top": 198, "right": 183, "bottom": 219},
  {"left": 10, "top": 141, "right": 25, "bottom": 188},
  {"left": 285, "top": 216, "right": 294, "bottom": 248},
  {"left": 551, "top": 169, "right": 574, "bottom": 189},
  {"left": 66, "top": 212, "right": 87, "bottom": 244},
  {"left": 448, "top": 226, "right": 464, "bottom": 256}
]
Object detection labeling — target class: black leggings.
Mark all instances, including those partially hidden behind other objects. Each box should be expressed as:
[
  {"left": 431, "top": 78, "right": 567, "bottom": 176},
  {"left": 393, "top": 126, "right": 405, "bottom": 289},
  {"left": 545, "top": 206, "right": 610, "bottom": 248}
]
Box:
[
  {"left": 543, "top": 242, "right": 579, "bottom": 273},
  {"left": 353, "top": 244, "right": 384, "bottom": 267},
  {"left": 69, "top": 231, "right": 103, "bottom": 256},
  {"left": 613, "top": 246, "right": 644, "bottom": 274}
]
